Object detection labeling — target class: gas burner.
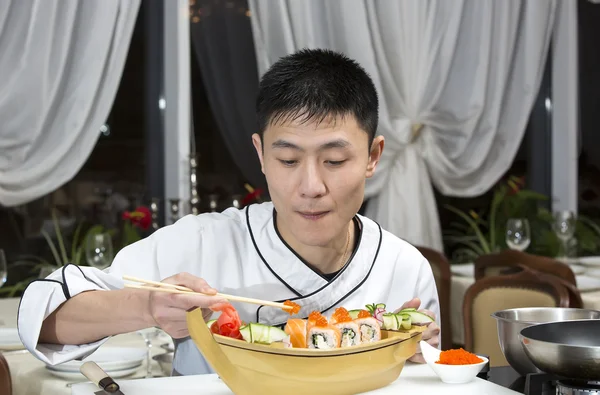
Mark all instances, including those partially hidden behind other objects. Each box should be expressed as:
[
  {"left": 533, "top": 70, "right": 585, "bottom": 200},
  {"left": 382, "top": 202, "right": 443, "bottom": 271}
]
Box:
[{"left": 556, "top": 380, "right": 600, "bottom": 395}]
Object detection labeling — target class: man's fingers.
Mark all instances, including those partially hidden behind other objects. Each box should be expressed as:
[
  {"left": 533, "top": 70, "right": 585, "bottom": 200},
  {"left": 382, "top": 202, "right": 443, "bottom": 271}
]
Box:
[
  {"left": 172, "top": 293, "right": 228, "bottom": 311},
  {"left": 394, "top": 297, "right": 421, "bottom": 313},
  {"left": 409, "top": 353, "right": 426, "bottom": 364},
  {"left": 162, "top": 272, "right": 218, "bottom": 295}
]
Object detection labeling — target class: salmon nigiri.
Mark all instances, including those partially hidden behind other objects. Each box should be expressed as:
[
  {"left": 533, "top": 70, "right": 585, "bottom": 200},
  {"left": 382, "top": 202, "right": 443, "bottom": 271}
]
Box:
[{"left": 284, "top": 319, "right": 308, "bottom": 348}]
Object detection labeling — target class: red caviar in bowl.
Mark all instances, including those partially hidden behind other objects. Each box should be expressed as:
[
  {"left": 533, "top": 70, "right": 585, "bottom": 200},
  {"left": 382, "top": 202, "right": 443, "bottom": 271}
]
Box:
[{"left": 436, "top": 348, "right": 483, "bottom": 365}]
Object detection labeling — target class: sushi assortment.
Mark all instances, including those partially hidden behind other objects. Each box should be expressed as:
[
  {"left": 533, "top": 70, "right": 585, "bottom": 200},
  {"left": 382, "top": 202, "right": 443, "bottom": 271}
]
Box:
[{"left": 206, "top": 302, "right": 434, "bottom": 351}]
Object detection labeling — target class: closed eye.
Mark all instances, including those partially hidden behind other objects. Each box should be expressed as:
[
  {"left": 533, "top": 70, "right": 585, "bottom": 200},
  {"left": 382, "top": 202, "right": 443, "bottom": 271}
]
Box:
[
  {"left": 326, "top": 160, "right": 346, "bottom": 166},
  {"left": 278, "top": 159, "right": 297, "bottom": 167}
]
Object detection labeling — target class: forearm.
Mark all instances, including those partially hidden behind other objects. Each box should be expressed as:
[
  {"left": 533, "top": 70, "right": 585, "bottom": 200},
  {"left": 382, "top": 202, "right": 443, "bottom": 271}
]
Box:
[{"left": 39, "top": 289, "right": 155, "bottom": 345}]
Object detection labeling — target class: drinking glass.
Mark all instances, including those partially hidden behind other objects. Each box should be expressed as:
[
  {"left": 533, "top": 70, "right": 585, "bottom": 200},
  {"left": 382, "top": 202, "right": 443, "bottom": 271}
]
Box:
[
  {"left": 137, "top": 327, "right": 162, "bottom": 378},
  {"left": 0, "top": 249, "right": 6, "bottom": 289},
  {"left": 553, "top": 211, "right": 576, "bottom": 258},
  {"left": 506, "top": 219, "right": 531, "bottom": 251},
  {"left": 85, "top": 233, "right": 113, "bottom": 269}
]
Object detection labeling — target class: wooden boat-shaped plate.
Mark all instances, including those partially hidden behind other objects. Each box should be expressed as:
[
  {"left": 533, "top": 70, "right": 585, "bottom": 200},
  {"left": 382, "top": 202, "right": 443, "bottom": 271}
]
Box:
[{"left": 186, "top": 308, "right": 424, "bottom": 395}]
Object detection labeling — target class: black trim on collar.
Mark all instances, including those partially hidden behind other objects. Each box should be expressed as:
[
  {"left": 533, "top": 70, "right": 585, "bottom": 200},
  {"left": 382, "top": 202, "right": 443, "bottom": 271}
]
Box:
[
  {"left": 257, "top": 221, "right": 383, "bottom": 326},
  {"left": 246, "top": 205, "right": 303, "bottom": 298},
  {"left": 272, "top": 210, "right": 363, "bottom": 282}
]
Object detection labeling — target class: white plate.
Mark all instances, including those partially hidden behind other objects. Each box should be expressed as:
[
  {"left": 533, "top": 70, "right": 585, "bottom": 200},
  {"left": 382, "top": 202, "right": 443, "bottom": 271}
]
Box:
[
  {"left": 49, "top": 347, "right": 146, "bottom": 372},
  {"left": 46, "top": 365, "right": 140, "bottom": 380},
  {"left": 568, "top": 264, "right": 587, "bottom": 275},
  {"left": 585, "top": 268, "right": 600, "bottom": 278},
  {"left": 450, "top": 263, "right": 475, "bottom": 277},
  {"left": 0, "top": 328, "right": 24, "bottom": 351},
  {"left": 576, "top": 275, "right": 600, "bottom": 292},
  {"left": 576, "top": 256, "right": 600, "bottom": 267}
]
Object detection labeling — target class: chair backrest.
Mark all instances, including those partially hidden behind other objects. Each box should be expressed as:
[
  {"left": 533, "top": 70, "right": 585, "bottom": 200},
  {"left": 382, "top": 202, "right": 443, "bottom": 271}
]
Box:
[
  {"left": 474, "top": 250, "right": 582, "bottom": 308},
  {"left": 463, "top": 267, "right": 570, "bottom": 367},
  {"left": 416, "top": 246, "right": 452, "bottom": 350},
  {"left": 0, "top": 352, "right": 11, "bottom": 395},
  {"left": 474, "top": 250, "right": 576, "bottom": 284}
]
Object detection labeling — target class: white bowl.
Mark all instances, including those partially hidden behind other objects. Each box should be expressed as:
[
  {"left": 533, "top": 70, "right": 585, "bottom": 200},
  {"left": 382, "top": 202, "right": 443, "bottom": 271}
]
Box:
[{"left": 419, "top": 341, "right": 488, "bottom": 384}]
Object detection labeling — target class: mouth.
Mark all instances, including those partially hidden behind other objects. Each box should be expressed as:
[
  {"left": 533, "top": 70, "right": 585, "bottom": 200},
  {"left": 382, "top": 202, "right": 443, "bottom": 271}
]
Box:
[{"left": 297, "top": 211, "right": 330, "bottom": 220}]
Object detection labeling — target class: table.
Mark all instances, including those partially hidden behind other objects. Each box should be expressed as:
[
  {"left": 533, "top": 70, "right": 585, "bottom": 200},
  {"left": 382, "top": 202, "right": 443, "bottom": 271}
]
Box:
[
  {"left": 71, "top": 362, "right": 522, "bottom": 395},
  {"left": 450, "top": 263, "right": 600, "bottom": 345},
  {"left": 0, "top": 297, "right": 172, "bottom": 395}
]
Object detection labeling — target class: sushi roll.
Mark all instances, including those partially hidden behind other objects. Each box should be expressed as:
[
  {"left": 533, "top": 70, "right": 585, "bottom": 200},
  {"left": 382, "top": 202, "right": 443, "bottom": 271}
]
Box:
[
  {"left": 335, "top": 321, "right": 362, "bottom": 347},
  {"left": 329, "top": 307, "right": 362, "bottom": 348},
  {"left": 307, "top": 324, "right": 341, "bottom": 349},
  {"left": 354, "top": 316, "right": 381, "bottom": 343},
  {"left": 284, "top": 318, "right": 308, "bottom": 348}
]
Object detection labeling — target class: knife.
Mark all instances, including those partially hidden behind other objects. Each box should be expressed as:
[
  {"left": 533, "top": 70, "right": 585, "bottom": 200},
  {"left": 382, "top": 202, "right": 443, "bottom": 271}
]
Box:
[{"left": 80, "top": 361, "right": 125, "bottom": 394}]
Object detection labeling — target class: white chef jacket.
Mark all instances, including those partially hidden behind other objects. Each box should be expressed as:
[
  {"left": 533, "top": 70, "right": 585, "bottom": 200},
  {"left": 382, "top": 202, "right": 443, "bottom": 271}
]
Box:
[{"left": 17, "top": 202, "right": 440, "bottom": 375}]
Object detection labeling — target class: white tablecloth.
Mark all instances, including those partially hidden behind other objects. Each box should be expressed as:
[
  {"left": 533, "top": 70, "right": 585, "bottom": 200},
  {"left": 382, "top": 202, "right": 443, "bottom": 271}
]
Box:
[
  {"left": 71, "top": 362, "right": 521, "bottom": 395},
  {"left": 450, "top": 262, "right": 600, "bottom": 345},
  {"left": 0, "top": 298, "right": 171, "bottom": 395}
]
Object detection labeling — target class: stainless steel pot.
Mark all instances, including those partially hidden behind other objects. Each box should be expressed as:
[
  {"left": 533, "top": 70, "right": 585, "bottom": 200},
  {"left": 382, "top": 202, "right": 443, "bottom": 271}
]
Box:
[
  {"left": 519, "top": 319, "right": 600, "bottom": 381},
  {"left": 491, "top": 307, "right": 600, "bottom": 376}
]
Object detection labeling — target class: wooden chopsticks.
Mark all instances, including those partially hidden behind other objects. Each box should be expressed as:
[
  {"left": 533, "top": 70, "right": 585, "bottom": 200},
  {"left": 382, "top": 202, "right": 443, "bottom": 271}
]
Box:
[{"left": 122, "top": 275, "right": 293, "bottom": 310}]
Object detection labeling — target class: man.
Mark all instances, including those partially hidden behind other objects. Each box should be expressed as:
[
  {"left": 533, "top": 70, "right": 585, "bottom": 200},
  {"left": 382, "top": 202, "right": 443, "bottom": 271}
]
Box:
[{"left": 18, "top": 48, "right": 440, "bottom": 376}]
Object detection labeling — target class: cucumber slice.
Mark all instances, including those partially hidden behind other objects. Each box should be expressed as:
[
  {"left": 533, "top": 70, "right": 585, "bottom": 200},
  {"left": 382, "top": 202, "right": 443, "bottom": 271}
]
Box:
[
  {"left": 399, "top": 314, "right": 412, "bottom": 330},
  {"left": 402, "top": 310, "right": 434, "bottom": 325},
  {"left": 207, "top": 319, "right": 217, "bottom": 327},
  {"left": 239, "top": 323, "right": 288, "bottom": 344},
  {"left": 348, "top": 309, "right": 362, "bottom": 319},
  {"left": 382, "top": 313, "right": 400, "bottom": 330},
  {"left": 399, "top": 308, "right": 417, "bottom": 312}
]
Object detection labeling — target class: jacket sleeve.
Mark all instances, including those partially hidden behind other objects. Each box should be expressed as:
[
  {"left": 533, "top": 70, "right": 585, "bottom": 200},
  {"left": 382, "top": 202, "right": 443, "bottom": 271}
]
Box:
[{"left": 17, "top": 214, "right": 202, "bottom": 365}]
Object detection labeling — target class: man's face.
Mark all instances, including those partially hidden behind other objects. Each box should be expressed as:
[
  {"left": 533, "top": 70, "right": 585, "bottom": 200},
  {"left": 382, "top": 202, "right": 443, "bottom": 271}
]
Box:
[{"left": 252, "top": 115, "right": 384, "bottom": 247}]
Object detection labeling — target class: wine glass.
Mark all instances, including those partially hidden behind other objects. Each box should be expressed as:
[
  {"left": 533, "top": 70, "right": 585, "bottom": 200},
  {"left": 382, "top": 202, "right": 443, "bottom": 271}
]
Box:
[
  {"left": 0, "top": 249, "right": 6, "bottom": 289},
  {"left": 85, "top": 233, "right": 114, "bottom": 269},
  {"left": 553, "top": 211, "right": 576, "bottom": 259},
  {"left": 137, "top": 327, "right": 162, "bottom": 378},
  {"left": 506, "top": 218, "right": 531, "bottom": 251}
]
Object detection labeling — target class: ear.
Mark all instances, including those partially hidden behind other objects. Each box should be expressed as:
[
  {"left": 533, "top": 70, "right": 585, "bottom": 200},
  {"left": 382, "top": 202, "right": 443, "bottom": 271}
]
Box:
[
  {"left": 252, "top": 133, "right": 265, "bottom": 174},
  {"left": 366, "top": 135, "right": 384, "bottom": 178}
]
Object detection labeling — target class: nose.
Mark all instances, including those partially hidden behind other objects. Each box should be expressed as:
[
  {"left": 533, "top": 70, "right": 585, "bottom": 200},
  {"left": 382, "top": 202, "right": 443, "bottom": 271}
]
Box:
[{"left": 298, "top": 161, "right": 327, "bottom": 198}]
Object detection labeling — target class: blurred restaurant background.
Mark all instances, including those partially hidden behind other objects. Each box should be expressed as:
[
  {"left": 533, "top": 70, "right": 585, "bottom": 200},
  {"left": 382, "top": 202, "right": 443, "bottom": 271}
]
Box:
[{"left": 1, "top": 0, "right": 600, "bottom": 393}]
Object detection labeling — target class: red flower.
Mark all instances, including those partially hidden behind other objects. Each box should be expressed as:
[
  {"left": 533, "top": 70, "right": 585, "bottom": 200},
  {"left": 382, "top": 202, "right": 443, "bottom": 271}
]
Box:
[
  {"left": 242, "top": 188, "right": 263, "bottom": 207},
  {"left": 122, "top": 206, "right": 152, "bottom": 230},
  {"left": 507, "top": 176, "right": 526, "bottom": 196}
]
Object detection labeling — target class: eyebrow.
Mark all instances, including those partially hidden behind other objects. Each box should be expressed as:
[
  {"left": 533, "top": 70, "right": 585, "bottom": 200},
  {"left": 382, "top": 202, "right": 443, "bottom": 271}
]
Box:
[{"left": 271, "top": 139, "right": 350, "bottom": 151}]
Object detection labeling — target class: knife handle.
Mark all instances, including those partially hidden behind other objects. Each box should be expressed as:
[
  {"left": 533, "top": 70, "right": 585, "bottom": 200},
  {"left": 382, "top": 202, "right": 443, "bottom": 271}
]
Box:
[{"left": 80, "top": 361, "right": 120, "bottom": 392}]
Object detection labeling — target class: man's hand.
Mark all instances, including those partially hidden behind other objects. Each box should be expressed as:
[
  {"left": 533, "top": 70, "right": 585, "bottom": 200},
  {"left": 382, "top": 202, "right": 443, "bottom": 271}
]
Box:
[
  {"left": 395, "top": 297, "right": 440, "bottom": 363},
  {"left": 147, "top": 272, "right": 228, "bottom": 339}
]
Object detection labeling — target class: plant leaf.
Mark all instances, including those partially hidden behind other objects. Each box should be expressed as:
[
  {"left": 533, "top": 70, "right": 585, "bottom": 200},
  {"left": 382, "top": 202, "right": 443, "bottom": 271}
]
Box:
[
  {"left": 444, "top": 204, "right": 491, "bottom": 253},
  {"left": 41, "top": 229, "right": 63, "bottom": 267},
  {"left": 52, "top": 209, "right": 69, "bottom": 265}
]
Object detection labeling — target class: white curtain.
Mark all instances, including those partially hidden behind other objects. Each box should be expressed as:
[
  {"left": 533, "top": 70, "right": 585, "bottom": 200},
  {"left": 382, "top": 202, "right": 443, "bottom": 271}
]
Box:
[
  {"left": 0, "top": 0, "right": 141, "bottom": 207},
  {"left": 248, "top": 0, "right": 557, "bottom": 250}
]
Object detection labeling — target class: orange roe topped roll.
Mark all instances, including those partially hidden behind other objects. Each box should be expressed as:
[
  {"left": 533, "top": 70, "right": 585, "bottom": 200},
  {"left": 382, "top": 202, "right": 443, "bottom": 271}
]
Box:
[
  {"left": 436, "top": 348, "right": 483, "bottom": 365},
  {"left": 331, "top": 307, "right": 352, "bottom": 324},
  {"left": 283, "top": 300, "right": 301, "bottom": 315},
  {"left": 314, "top": 315, "right": 329, "bottom": 327},
  {"left": 357, "top": 310, "right": 372, "bottom": 319}
]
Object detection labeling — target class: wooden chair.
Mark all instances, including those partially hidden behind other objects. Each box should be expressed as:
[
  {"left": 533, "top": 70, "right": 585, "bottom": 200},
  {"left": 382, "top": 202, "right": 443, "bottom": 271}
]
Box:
[
  {"left": 416, "top": 246, "right": 452, "bottom": 350},
  {"left": 474, "top": 250, "right": 582, "bottom": 308},
  {"left": 463, "top": 267, "right": 570, "bottom": 367},
  {"left": 0, "top": 352, "right": 11, "bottom": 395}
]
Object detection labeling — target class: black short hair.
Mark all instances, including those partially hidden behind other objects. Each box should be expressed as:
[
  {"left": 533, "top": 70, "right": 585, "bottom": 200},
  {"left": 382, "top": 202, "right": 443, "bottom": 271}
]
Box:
[{"left": 256, "top": 48, "right": 378, "bottom": 145}]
